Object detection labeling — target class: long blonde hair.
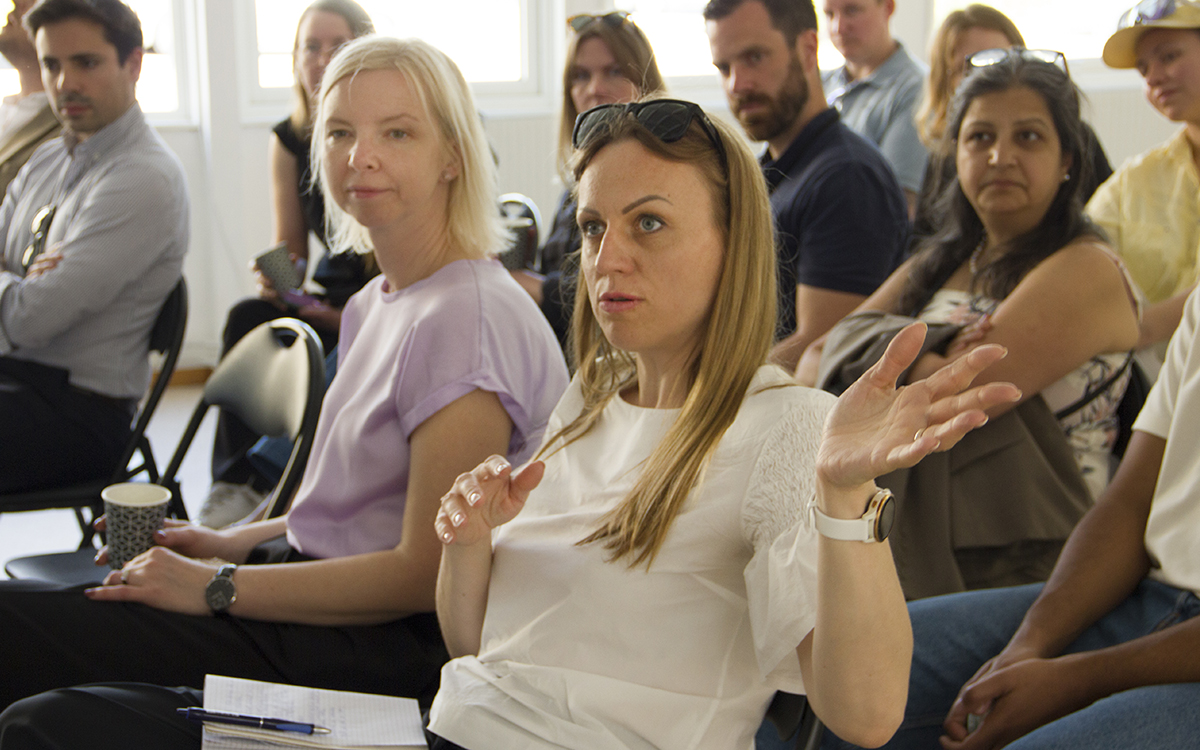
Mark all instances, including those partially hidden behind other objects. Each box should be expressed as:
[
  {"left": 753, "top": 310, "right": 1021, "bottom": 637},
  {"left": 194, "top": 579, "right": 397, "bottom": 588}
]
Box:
[
  {"left": 311, "top": 36, "right": 506, "bottom": 259},
  {"left": 542, "top": 106, "right": 777, "bottom": 567},
  {"left": 915, "top": 4, "right": 1024, "bottom": 148},
  {"left": 557, "top": 15, "right": 665, "bottom": 179}
]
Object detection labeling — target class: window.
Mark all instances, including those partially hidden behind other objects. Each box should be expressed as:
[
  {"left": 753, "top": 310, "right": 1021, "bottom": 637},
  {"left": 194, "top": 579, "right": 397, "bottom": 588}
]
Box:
[
  {"left": 0, "top": 0, "right": 187, "bottom": 119},
  {"left": 931, "top": 0, "right": 1134, "bottom": 62},
  {"left": 248, "top": 0, "right": 547, "bottom": 119},
  {"left": 617, "top": 1, "right": 847, "bottom": 84}
]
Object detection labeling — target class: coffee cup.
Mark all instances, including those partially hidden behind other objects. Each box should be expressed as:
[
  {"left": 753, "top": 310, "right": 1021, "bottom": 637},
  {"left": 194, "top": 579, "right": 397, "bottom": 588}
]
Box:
[{"left": 102, "top": 483, "right": 172, "bottom": 569}]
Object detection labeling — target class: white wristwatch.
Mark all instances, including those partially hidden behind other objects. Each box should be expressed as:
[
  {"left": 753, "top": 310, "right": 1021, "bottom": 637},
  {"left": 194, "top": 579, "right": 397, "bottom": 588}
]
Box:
[{"left": 812, "top": 488, "right": 896, "bottom": 543}]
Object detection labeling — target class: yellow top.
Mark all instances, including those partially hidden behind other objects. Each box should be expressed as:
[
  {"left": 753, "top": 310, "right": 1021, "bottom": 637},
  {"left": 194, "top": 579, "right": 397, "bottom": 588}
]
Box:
[{"left": 1087, "top": 128, "right": 1200, "bottom": 304}]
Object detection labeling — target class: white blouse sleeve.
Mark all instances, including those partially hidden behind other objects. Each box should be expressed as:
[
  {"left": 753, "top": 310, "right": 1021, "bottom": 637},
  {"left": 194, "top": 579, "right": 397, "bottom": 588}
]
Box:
[{"left": 741, "top": 391, "right": 833, "bottom": 689}]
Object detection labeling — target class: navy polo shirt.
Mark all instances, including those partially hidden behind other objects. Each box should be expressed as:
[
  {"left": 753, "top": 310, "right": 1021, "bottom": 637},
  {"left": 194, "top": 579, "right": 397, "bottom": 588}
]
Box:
[{"left": 761, "top": 108, "right": 908, "bottom": 339}]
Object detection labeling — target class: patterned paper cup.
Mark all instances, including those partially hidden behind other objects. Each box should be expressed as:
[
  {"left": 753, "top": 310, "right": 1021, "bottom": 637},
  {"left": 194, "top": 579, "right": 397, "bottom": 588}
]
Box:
[{"left": 102, "top": 483, "right": 172, "bottom": 570}]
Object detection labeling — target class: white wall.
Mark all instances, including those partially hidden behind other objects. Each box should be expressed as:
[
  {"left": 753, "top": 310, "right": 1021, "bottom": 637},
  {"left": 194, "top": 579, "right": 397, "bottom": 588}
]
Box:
[{"left": 162, "top": 0, "right": 1176, "bottom": 369}]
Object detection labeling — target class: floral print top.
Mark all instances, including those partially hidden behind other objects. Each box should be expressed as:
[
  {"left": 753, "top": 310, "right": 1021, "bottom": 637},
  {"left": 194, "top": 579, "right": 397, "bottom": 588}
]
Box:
[{"left": 919, "top": 289, "right": 1133, "bottom": 500}]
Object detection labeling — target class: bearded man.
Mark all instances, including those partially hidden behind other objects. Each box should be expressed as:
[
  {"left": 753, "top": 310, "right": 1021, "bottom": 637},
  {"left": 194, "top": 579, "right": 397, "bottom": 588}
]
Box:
[{"left": 706, "top": 0, "right": 908, "bottom": 371}]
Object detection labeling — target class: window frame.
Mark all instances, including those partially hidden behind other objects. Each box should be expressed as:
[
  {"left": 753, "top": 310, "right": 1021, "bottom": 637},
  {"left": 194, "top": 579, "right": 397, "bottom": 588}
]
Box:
[{"left": 237, "top": 0, "right": 559, "bottom": 124}]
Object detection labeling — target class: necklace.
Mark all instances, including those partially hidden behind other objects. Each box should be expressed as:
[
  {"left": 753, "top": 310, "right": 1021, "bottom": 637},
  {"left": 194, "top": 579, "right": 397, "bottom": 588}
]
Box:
[{"left": 968, "top": 238, "right": 987, "bottom": 278}]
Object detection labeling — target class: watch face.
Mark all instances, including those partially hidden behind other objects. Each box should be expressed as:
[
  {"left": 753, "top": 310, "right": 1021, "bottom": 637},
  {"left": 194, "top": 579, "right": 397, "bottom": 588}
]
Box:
[
  {"left": 206, "top": 578, "right": 237, "bottom": 612},
  {"left": 874, "top": 494, "right": 896, "bottom": 542}
]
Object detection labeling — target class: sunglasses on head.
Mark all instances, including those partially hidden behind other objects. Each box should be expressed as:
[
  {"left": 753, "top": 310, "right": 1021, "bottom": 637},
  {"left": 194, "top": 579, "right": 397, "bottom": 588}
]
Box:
[
  {"left": 1116, "top": 0, "right": 1199, "bottom": 29},
  {"left": 567, "top": 11, "right": 630, "bottom": 33},
  {"left": 965, "top": 47, "right": 1069, "bottom": 76},
  {"left": 572, "top": 99, "right": 728, "bottom": 172}
]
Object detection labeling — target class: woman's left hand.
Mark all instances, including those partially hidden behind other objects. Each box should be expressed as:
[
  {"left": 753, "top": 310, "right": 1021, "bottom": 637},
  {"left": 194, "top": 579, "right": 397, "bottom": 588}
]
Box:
[
  {"left": 818, "top": 322, "right": 1021, "bottom": 490},
  {"left": 83, "top": 547, "right": 221, "bottom": 616}
]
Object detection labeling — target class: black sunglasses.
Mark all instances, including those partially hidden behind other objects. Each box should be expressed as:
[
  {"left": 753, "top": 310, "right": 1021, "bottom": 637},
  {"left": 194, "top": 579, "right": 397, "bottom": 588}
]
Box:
[
  {"left": 572, "top": 99, "right": 728, "bottom": 172},
  {"left": 21, "top": 204, "right": 56, "bottom": 272},
  {"left": 965, "top": 47, "right": 1069, "bottom": 76},
  {"left": 567, "top": 11, "right": 630, "bottom": 33}
]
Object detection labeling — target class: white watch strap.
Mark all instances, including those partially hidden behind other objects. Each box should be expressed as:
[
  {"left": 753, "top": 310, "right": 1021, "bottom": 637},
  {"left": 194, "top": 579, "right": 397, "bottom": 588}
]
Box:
[{"left": 812, "top": 488, "right": 890, "bottom": 543}]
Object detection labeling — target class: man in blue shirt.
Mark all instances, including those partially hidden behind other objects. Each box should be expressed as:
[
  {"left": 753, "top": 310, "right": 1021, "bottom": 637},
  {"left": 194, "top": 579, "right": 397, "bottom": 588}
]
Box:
[
  {"left": 705, "top": 0, "right": 908, "bottom": 371},
  {"left": 822, "top": 0, "right": 928, "bottom": 217}
]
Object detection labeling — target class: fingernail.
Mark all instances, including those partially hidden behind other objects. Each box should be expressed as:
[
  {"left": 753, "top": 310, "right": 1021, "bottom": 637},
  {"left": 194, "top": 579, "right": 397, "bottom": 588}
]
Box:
[
  {"left": 452, "top": 512, "right": 465, "bottom": 527},
  {"left": 441, "top": 531, "right": 453, "bottom": 543},
  {"left": 467, "top": 491, "right": 482, "bottom": 506}
]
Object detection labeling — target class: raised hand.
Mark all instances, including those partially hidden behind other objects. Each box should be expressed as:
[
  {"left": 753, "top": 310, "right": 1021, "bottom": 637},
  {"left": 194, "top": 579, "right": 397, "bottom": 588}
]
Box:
[
  {"left": 435, "top": 456, "right": 545, "bottom": 547},
  {"left": 818, "top": 322, "right": 1022, "bottom": 490}
]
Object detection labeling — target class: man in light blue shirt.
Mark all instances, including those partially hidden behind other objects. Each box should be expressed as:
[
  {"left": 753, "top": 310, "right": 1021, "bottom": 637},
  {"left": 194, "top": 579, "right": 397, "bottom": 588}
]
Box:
[
  {"left": 821, "top": 0, "right": 927, "bottom": 218},
  {"left": 0, "top": 0, "right": 188, "bottom": 495}
]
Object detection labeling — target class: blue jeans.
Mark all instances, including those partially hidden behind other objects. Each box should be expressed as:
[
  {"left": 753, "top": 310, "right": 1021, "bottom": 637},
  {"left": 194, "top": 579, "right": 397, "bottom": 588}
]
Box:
[{"left": 823, "top": 579, "right": 1200, "bottom": 750}]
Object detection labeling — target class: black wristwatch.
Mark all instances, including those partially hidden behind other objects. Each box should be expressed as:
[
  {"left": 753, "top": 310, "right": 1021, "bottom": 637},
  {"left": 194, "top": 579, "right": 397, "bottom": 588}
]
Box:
[
  {"left": 205, "top": 563, "right": 238, "bottom": 612},
  {"left": 813, "top": 488, "right": 896, "bottom": 543}
]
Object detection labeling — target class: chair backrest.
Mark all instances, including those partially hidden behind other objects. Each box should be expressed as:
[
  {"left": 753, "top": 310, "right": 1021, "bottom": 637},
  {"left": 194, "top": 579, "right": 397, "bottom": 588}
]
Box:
[
  {"left": 118, "top": 277, "right": 189, "bottom": 484},
  {"left": 161, "top": 318, "right": 325, "bottom": 520},
  {"left": 764, "top": 692, "right": 824, "bottom": 750},
  {"left": 498, "top": 192, "right": 542, "bottom": 271}
]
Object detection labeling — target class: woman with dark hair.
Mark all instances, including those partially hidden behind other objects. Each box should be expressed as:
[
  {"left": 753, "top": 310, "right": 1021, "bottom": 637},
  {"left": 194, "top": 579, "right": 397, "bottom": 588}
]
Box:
[
  {"left": 202, "top": 0, "right": 377, "bottom": 526},
  {"left": 801, "top": 50, "right": 1140, "bottom": 595},
  {"left": 510, "top": 11, "right": 664, "bottom": 350},
  {"left": 911, "top": 4, "right": 1112, "bottom": 244}
]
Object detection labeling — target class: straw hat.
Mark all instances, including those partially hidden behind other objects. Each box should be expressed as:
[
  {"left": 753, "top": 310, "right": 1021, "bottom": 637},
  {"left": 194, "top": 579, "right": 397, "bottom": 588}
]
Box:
[{"left": 1103, "top": 0, "right": 1200, "bottom": 68}]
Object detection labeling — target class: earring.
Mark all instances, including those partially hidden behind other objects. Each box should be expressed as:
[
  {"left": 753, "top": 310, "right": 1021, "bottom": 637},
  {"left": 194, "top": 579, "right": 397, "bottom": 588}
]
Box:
[
  {"left": 1062, "top": 173, "right": 1070, "bottom": 182},
  {"left": 442, "top": 170, "right": 454, "bottom": 182}
]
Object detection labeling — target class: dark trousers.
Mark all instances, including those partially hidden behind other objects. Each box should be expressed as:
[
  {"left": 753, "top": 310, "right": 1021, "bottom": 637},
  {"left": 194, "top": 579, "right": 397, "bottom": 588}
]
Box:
[
  {"left": 0, "top": 685, "right": 204, "bottom": 750},
  {"left": 0, "top": 544, "right": 448, "bottom": 715},
  {"left": 211, "top": 299, "right": 337, "bottom": 487},
  {"left": 0, "top": 690, "right": 476, "bottom": 750},
  {"left": 0, "top": 358, "right": 133, "bottom": 496}
]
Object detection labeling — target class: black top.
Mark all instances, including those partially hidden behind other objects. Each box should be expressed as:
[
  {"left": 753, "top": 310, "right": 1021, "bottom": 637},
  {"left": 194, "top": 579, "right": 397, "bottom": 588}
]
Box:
[
  {"left": 761, "top": 108, "right": 910, "bottom": 339},
  {"left": 537, "top": 191, "right": 580, "bottom": 351},
  {"left": 272, "top": 118, "right": 375, "bottom": 308}
]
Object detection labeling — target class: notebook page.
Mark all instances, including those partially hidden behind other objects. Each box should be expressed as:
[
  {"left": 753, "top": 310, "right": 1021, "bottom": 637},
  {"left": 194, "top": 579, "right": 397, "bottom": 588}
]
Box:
[{"left": 200, "top": 675, "right": 426, "bottom": 750}]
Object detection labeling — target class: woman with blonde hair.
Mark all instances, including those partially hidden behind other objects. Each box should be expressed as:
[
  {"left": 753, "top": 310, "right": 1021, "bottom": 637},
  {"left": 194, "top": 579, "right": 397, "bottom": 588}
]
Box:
[
  {"left": 513, "top": 11, "right": 665, "bottom": 348},
  {"left": 425, "top": 99, "right": 1022, "bottom": 749},
  {"left": 204, "top": 0, "right": 378, "bottom": 526},
  {"left": 0, "top": 36, "right": 568, "bottom": 748}
]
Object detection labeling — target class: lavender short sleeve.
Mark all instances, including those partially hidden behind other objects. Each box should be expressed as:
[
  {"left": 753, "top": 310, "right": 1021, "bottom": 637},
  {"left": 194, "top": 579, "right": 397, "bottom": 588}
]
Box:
[{"left": 286, "top": 259, "right": 568, "bottom": 559}]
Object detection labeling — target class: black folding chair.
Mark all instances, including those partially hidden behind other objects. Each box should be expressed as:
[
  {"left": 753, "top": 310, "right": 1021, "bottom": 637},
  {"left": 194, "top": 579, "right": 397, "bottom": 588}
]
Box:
[
  {"left": 5, "top": 317, "right": 325, "bottom": 585},
  {"left": 0, "top": 277, "right": 187, "bottom": 547},
  {"left": 763, "top": 691, "right": 825, "bottom": 750}
]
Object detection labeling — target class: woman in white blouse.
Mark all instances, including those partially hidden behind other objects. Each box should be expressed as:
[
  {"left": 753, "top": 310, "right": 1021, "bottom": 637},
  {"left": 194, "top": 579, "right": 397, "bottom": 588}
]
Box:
[{"left": 425, "top": 99, "right": 1022, "bottom": 750}]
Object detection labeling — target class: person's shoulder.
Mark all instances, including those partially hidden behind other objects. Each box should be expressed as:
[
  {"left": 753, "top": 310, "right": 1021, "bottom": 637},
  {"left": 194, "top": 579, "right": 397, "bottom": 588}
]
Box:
[
  {"left": 1027, "top": 237, "right": 1131, "bottom": 298},
  {"left": 732, "top": 365, "right": 836, "bottom": 435},
  {"left": 103, "top": 121, "right": 187, "bottom": 189},
  {"left": 1112, "top": 129, "right": 1187, "bottom": 177},
  {"left": 416, "top": 258, "right": 556, "bottom": 342},
  {"left": 811, "top": 119, "right": 896, "bottom": 176}
]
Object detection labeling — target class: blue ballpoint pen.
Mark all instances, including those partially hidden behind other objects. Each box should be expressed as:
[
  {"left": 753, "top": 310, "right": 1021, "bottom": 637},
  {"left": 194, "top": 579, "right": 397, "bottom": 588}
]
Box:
[{"left": 177, "top": 707, "right": 332, "bottom": 735}]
